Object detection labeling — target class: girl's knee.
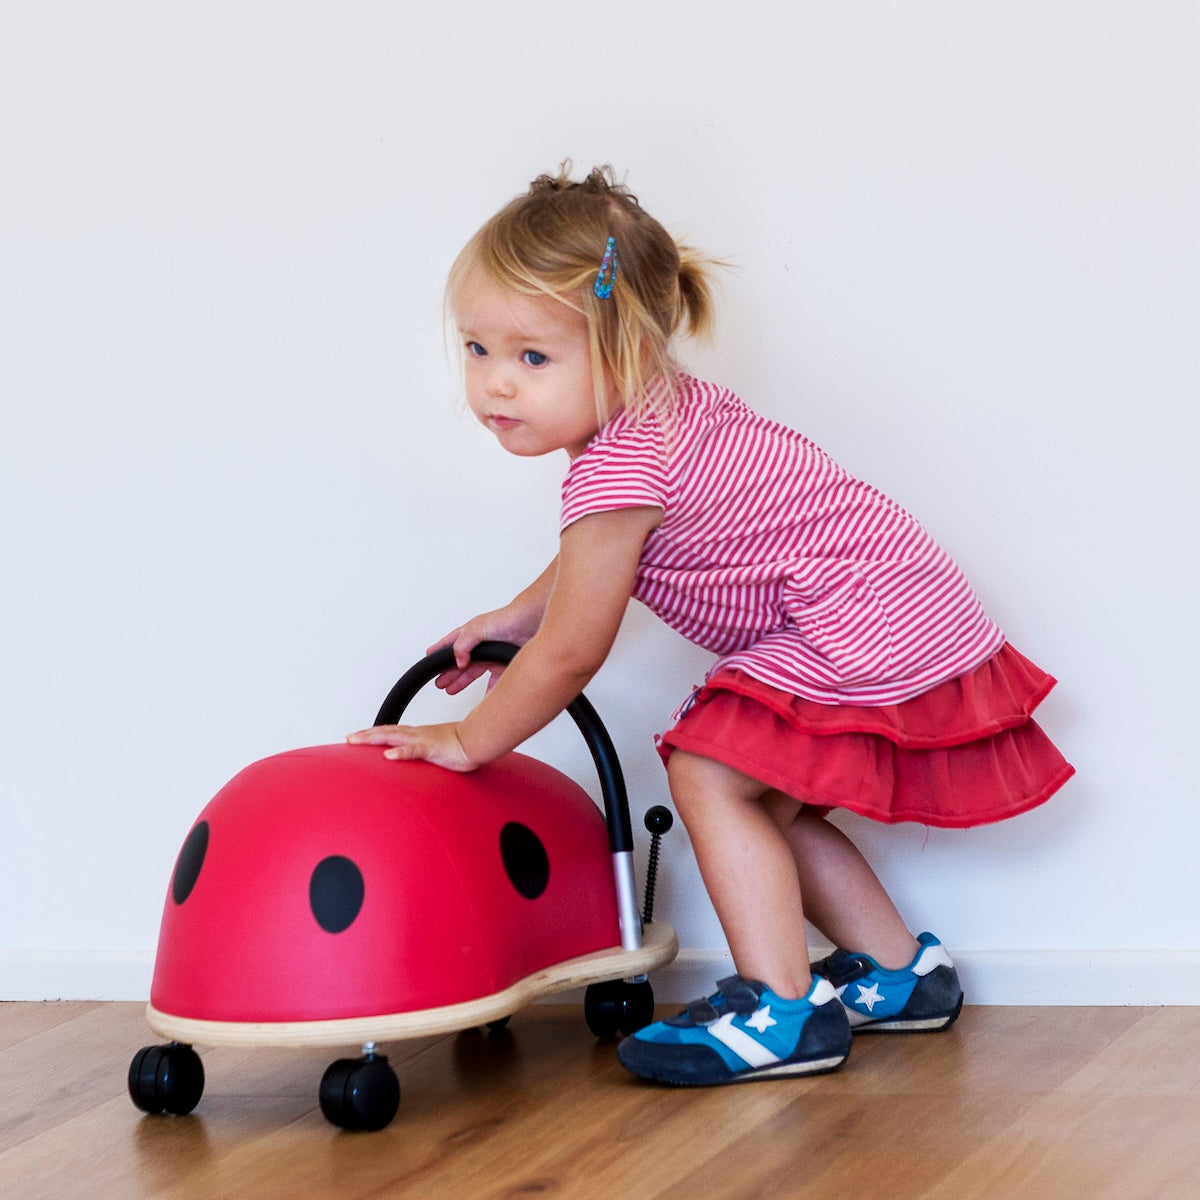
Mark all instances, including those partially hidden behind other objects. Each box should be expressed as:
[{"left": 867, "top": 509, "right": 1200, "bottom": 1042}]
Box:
[{"left": 666, "top": 749, "right": 758, "bottom": 812}]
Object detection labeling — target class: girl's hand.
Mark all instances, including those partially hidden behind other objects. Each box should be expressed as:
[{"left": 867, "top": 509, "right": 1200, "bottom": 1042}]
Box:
[
  {"left": 346, "top": 722, "right": 477, "bottom": 772},
  {"left": 428, "top": 559, "right": 559, "bottom": 694},
  {"left": 428, "top": 612, "right": 520, "bottom": 695}
]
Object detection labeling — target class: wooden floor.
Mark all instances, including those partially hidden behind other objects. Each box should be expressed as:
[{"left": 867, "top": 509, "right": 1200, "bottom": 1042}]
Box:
[{"left": 2, "top": 1001, "right": 1198, "bottom": 1199}]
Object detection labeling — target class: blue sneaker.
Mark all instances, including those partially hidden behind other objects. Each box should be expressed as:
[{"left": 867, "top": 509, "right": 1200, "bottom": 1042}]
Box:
[
  {"left": 811, "top": 932, "right": 964, "bottom": 1033},
  {"left": 616, "top": 974, "right": 852, "bottom": 1086}
]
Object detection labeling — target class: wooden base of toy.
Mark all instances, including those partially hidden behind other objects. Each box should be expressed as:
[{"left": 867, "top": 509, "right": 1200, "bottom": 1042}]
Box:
[{"left": 146, "top": 920, "right": 678, "bottom": 1049}]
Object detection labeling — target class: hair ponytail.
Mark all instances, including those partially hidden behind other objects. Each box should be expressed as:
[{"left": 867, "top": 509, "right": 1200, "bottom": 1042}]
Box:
[{"left": 675, "top": 245, "right": 718, "bottom": 343}]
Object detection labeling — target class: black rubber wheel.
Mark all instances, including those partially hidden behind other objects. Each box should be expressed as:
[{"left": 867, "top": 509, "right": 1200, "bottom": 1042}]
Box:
[
  {"left": 584, "top": 980, "right": 623, "bottom": 1039},
  {"left": 319, "top": 1056, "right": 400, "bottom": 1132},
  {"left": 486, "top": 1016, "right": 511, "bottom": 1033},
  {"left": 615, "top": 979, "right": 656, "bottom": 1036},
  {"left": 128, "top": 1043, "right": 205, "bottom": 1116}
]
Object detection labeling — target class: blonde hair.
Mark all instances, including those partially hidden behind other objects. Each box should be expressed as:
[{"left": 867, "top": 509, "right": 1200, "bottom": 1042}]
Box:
[{"left": 446, "top": 164, "right": 719, "bottom": 422}]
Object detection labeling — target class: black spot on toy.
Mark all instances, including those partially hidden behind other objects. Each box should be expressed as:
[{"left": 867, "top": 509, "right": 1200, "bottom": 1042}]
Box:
[
  {"left": 310, "top": 855, "right": 365, "bottom": 933},
  {"left": 171, "top": 821, "right": 209, "bottom": 905},
  {"left": 499, "top": 822, "right": 550, "bottom": 899}
]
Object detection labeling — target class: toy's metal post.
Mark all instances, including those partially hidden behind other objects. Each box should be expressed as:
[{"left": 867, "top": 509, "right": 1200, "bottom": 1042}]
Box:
[{"left": 612, "top": 852, "right": 642, "bottom": 952}]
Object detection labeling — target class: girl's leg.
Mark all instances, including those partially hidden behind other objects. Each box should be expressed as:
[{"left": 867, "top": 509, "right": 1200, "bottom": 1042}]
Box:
[
  {"left": 759, "top": 797, "right": 965, "bottom": 1036},
  {"left": 762, "top": 795, "right": 918, "bottom": 969},
  {"left": 666, "top": 749, "right": 814, "bottom": 999},
  {"left": 618, "top": 750, "right": 857, "bottom": 1086}
]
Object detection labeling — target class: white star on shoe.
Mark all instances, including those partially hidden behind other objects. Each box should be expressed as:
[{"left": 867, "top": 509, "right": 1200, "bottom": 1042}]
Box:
[
  {"left": 745, "top": 1005, "right": 777, "bottom": 1034},
  {"left": 854, "top": 982, "right": 883, "bottom": 1012}
]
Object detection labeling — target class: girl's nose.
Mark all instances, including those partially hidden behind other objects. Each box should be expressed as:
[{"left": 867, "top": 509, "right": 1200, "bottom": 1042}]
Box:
[{"left": 486, "top": 366, "right": 516, "bottom": 399}]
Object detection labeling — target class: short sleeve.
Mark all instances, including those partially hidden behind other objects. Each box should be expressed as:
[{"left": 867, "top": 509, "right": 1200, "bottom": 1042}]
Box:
[{"left": 560, "top": 412, "right": 668, "bottom": 532}]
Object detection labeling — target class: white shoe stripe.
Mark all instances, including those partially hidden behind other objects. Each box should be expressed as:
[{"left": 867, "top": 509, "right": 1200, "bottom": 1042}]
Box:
[{"left": 708, "top": 1013, "right": 781, "bottom": 1068}]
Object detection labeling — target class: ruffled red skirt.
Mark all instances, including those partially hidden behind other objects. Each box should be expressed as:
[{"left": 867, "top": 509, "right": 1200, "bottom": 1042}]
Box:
[{"left": 656, "top": 643, "right": 1074, "bottom": 828}]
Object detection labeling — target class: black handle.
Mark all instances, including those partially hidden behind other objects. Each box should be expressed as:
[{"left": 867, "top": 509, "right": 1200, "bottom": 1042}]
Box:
[{"left": 373, "top": 641, "right": 634, "bottom": 856}]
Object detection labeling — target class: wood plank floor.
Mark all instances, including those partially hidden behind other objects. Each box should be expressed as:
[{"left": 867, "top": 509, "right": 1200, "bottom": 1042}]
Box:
[{"left": 2, "top": 1001, "right": 1197, "bottom": 1199}]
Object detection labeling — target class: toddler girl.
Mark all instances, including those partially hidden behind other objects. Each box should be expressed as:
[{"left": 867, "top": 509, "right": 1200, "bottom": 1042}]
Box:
[{"left": 350, "top": 166, "right": 1074, "bottom": 1087}]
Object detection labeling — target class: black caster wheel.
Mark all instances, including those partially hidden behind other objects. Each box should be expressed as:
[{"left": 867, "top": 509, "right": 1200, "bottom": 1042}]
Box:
[
  {"left": 486, "top": 1016, "right": 511, "bottom": 1033},
  {"left": 128, "top": 1043, "right": 205, "bottom": 1116},
  {"left": 615, "top": 979, "right": 655, "bottom": 1035},
  {"left": 585, "top": 979, "right": 656, "bottom": 1039},
  {"left": 319, "top": 1054, "right": 400, "bottom": 1132},
  {"left": 584, "top": 980, "right": 623, "bottom": 1039}
]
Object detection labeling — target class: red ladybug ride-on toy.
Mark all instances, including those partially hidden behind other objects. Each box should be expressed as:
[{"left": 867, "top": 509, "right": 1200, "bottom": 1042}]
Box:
[{"left": 129, "top": 642, "right": 677, "bottom": 1131}]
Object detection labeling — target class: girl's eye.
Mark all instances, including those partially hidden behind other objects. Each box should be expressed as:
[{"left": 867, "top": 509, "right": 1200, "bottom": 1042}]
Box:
[
  {"left": 465, "top": 341, "right": 486, "bottom": 357},
  {"left": 522, "top": 350, "right": 548, "bottom": 367}
]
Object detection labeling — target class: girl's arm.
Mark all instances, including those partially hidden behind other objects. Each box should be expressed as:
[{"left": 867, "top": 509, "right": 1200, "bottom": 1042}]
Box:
[{"left": 349, "top": 505, "right": 662, "bottom": 770}]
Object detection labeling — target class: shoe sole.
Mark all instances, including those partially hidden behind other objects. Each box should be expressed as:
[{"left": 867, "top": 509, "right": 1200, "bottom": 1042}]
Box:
[
  {"left": 848, "top": 992, "right": 964, "bottom": 1034},
  {"left": 723, "top": 1051, "right": 850, "bottom": 1084},
  {"left": 630, "top": 1050, "right": 850, "bottom": 1088}
]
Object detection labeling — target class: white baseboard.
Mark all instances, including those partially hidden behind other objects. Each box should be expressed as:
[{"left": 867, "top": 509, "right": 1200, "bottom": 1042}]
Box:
[
  {"left": 2, "top": 951, "right": 154, "bottom": 1002},
  {"left": 647, "top": 947, "right": 1200, "bottom": 1006},
  {"left": 5, "top": 947, "right": 1200, "bottom": 1006}
]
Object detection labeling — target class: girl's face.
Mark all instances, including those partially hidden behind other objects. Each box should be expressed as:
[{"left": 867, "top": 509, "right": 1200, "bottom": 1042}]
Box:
[{"left": 454, "top": 274, "right": 618, "bottom": 459}]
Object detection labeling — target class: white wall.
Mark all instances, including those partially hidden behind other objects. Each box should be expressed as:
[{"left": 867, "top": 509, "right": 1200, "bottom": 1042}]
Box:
[{"left": 2, "top": 2, "right": 1196, "bottom": 1004}]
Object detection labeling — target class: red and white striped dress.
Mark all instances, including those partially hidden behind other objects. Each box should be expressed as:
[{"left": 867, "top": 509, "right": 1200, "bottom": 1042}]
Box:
[
  {"left": 562, "top": 376, "right": 1002, "bottom": 705},
  {"left": 560, "top": 376, "right": 1073, "bottom": 827}
]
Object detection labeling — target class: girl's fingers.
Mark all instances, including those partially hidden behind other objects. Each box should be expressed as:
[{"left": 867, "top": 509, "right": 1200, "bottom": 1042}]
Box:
[
  {"left": 346, "top": 723, "right": 474, "bottom": 772},
  {"left": 450, "top": 631, "right": 484, "bottom": 668},
  {"left": 434, "top": 662, "right": 499, "bottom": 693},
  {"left": 425, "top": 628, "right": 481, "bottom": 667},
  {"left": 425, "top": 629, "right": 463, "bottom": 656},
  {"left": 382, "top": 744, "right": 420, "bottom": 760},
  {"left": 346, "top": 725, "right": 408, "bottom": 745}
]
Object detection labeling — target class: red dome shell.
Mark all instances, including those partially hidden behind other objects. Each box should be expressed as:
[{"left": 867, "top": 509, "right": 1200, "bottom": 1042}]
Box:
[{"left": 149, "top": 744, "right": 620, "bottom": 1023}]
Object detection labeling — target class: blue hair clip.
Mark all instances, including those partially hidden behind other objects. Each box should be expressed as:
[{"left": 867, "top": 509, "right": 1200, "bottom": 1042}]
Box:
[{"left": 594, "top": 236, "right": 618, "bottom": 299}]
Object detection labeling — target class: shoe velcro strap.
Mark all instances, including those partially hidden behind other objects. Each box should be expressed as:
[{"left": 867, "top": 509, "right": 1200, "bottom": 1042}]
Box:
[
  {"left": 813, "top": 950, "right": 871, "bottom": 988},
  {"left": 713, "top": 975, "right": 766, "bottom": 1015},
  {"left": 671, "top": 975, "right": 767, "bottom": 1026},
  {"left": 679, "top": 997, "right": 720, "bottom": 1025}
]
